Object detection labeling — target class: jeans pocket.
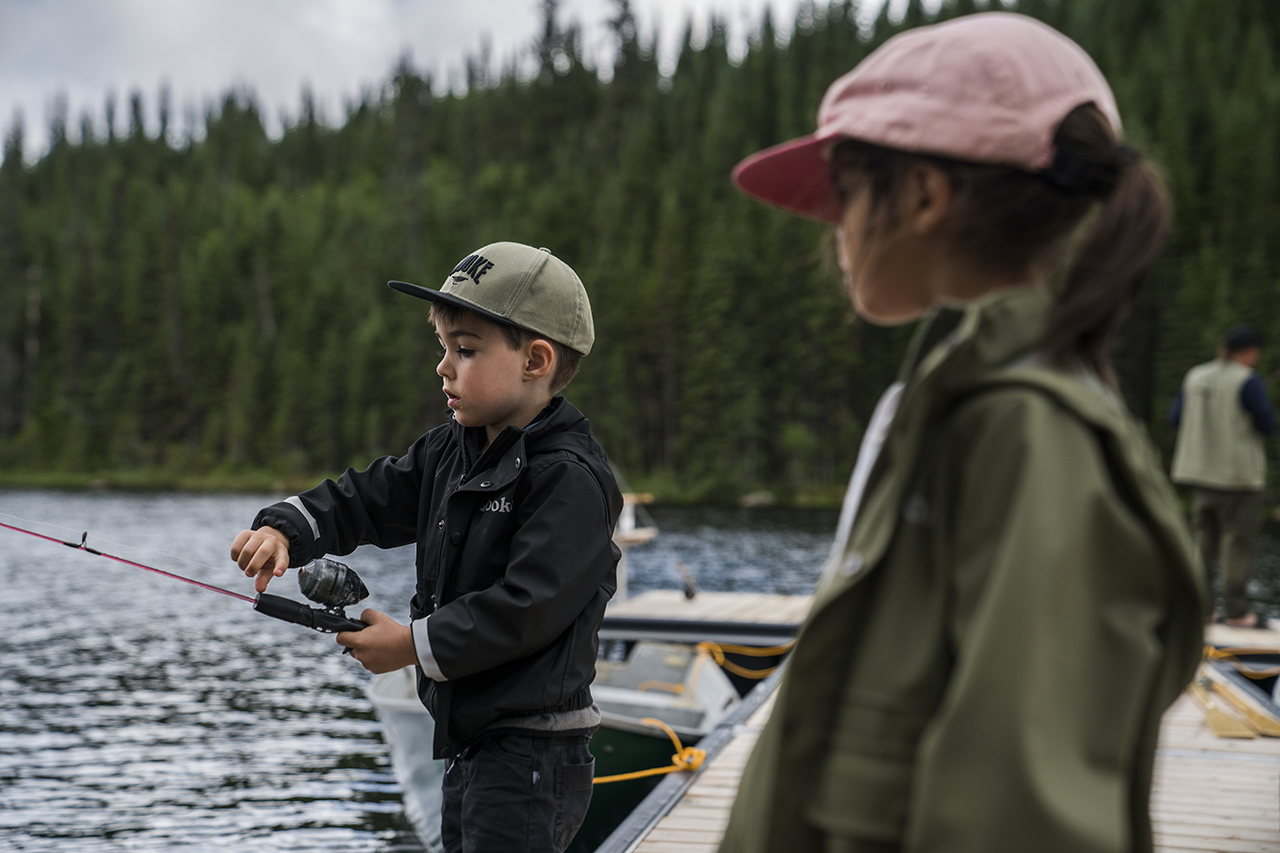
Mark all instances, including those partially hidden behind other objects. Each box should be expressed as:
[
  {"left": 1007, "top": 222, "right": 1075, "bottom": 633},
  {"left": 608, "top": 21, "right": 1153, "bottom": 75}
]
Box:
[{"left": 552, "top": 756, "right": 595, "bottom": 852}]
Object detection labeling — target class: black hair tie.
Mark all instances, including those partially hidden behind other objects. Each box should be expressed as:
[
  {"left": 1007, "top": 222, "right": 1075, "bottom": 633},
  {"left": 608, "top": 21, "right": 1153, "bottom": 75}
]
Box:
[{"left": 1039, "top": 143, "right": 1137, "bottom": 198}]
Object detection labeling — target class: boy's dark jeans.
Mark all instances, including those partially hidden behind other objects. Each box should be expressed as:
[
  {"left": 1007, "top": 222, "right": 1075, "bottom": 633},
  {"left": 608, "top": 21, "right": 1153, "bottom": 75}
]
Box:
[{"left": 441, "top": 732, "right": 595, "bottom": 853}]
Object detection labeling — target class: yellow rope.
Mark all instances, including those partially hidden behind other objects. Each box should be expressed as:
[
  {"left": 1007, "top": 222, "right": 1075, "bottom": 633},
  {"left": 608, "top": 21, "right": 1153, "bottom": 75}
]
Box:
[
  {"left": 636, "top": 680, "right": 684, "bottom": 694},
  {"left": 696, "top": 640, "right": 796, "bottom": 680},
  {"left": 593, "top": 717, "right": 706, "bottom": 785},
  {"left": 1204, "top": 645, "right": 1280, "bottom": 679},
  {"left": 594, "top": 644, "right": 794, "bottom": 784}
]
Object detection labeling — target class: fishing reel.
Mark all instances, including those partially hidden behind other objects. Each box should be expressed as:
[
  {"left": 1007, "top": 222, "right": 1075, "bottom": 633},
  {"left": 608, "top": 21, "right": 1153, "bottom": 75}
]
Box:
[
  {"left": 252, "top": 558, "right": 369, "bottom": 636},
  {"left": 298, "top": 558, "right": 369, "bottom": 614}
]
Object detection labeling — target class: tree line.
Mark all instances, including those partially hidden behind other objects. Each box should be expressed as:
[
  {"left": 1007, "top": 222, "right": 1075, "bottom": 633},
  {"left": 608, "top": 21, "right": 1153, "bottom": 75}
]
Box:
[{"left": 1, "top": 0, "right": 1278, "bottom": 504}]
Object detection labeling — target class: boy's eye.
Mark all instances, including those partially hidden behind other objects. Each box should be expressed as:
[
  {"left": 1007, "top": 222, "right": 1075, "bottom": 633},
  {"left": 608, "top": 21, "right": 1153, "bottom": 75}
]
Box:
[{"left": 457, "top": 348, "right": 475, "bottom": 358}]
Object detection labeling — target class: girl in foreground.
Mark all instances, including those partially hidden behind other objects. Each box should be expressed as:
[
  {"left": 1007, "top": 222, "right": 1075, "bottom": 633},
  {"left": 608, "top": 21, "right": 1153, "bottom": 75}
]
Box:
[{"left": 720, "top": 13, "right": 1206, "bottom": 853}]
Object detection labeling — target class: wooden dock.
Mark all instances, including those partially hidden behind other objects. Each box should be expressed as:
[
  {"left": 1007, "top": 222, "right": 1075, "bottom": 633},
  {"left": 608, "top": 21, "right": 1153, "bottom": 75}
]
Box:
[{"left": 605, "top": 591, "right": 1280, "bottom": 853}]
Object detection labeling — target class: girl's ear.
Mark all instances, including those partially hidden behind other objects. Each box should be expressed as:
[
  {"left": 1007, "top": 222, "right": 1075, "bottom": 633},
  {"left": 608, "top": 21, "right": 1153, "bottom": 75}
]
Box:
[
  {"left": 524, "top": 339, "right": 555, "bottom": 381},
  {"left": 905, "top": 161, "right": 955, "bottom": 235}
]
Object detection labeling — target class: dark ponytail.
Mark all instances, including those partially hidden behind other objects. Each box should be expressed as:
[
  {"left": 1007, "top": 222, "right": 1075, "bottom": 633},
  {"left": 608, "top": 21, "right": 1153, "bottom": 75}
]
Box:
[
  {"left": 1038, "top": 109, "right": 1171, "bottom": 384},
  {"left": 829, "top": 104, "right": 1172, "bottom": 387}
]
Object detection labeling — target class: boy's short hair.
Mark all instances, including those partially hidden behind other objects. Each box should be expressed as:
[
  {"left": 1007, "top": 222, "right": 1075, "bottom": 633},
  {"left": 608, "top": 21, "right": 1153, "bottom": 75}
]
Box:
[{"left": 430, "top": 302, "right": 582, "bottom": 394}]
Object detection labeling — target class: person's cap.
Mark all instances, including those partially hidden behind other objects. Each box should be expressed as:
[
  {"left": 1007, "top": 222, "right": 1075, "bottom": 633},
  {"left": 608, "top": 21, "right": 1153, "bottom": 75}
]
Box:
[
  {"left": 732, "top": 12, "right": 1122, "bottom": 223},
  {"left": 1224, "top": 325, "right": 1264, "bottom": 353},
  {"left": 389, "top": 242, "right": 594, "bottom": 356}
]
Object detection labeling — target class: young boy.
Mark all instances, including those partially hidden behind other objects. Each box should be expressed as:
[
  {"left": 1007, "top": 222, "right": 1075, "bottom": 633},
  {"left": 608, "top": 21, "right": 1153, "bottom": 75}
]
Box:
[{"left": 230, "top": 242, "right": 623, "bottom": 853}]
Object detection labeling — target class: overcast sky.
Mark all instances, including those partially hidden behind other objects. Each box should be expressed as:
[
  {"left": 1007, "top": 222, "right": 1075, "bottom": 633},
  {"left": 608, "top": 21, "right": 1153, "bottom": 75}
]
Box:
[{"left": 0, "top": 0, "right": 853, "bottom": 159}]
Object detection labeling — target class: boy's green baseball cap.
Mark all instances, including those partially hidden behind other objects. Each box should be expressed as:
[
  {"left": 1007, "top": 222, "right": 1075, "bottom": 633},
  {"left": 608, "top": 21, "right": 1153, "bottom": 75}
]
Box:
[{"left": 389, "top": 242, "right": 594, "bottom": 355}]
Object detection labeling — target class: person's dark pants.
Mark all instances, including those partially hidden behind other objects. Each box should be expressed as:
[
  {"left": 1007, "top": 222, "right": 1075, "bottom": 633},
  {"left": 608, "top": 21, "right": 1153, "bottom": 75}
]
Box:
[
  {"left": 441, "top": 732, "right": 595, "bottom": 853},
  {"left": 1190, "top": 487, "right": 1264, "bottom": 619}
]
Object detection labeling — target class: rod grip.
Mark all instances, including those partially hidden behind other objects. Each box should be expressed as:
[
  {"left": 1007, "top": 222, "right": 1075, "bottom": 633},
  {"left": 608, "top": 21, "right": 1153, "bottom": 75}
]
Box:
[{"left": 254, "top": 593, "right": 368, "bottom": 633}]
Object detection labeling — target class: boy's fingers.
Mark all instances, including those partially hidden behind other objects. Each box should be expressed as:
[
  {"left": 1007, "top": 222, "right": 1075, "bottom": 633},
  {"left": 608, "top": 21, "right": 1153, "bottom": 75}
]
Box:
[
  {"left": 230, "top": 529, "right": 251, "bottom": 561},
  {"left": 254, "top": 567, "right": 274, "bottom": 593},
  {"left": 242, "top": 539, "right": 272, "bottom": 574},
  {"left": 236, "top": 536, "right": 259, "bottom": 572},
  {"left": 336, "top": 611, "right": 382, "bottom": 650}
]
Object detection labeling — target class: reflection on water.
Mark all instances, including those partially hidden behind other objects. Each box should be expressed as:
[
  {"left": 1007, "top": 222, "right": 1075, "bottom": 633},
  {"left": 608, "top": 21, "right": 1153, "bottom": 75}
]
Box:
[
  {"left": 623, "top": 504, "right": 837, "bottom": 597},
  {"left": 0, "top": 491, "right": 836, "bottom": 851}
]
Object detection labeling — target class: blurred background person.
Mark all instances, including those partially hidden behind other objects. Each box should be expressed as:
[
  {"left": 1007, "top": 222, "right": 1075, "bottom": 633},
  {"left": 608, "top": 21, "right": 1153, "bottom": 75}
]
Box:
[{"left": 1169, "top": 324, "right": 1277, "bottom": 628}]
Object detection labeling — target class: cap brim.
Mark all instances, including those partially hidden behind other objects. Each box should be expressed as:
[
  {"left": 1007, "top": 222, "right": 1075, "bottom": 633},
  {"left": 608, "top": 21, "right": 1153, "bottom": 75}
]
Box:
[
  {"left": 388, "top": 280, "right": 522, "bottom": 329},
  {"left": 731, "top": 134, "right": 842, "bottom": 224}
]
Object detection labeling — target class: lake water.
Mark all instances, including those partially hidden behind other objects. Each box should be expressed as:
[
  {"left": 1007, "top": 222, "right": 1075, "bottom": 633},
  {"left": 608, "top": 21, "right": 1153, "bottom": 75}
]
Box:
[
  {"left": 5, "top": 489, "right": 1280, "bottom": 852},
  {"left": 0, "top": 490, "right": 836, "bottom": 852}
]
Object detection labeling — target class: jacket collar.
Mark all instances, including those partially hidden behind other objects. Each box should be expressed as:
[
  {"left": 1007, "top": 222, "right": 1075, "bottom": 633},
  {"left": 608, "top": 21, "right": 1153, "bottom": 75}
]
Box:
[
  {"left": 449, "top": 396, "right": 588, "bottom": 479},
  {"left": 900, "top": 285, "right": 1053, "bottom": 390}
]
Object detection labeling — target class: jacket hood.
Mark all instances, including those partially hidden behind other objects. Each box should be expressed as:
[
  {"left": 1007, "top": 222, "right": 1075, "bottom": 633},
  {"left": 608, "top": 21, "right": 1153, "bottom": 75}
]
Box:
[{"left": 526, "top": 397, "right": 623, "bottom": 524}]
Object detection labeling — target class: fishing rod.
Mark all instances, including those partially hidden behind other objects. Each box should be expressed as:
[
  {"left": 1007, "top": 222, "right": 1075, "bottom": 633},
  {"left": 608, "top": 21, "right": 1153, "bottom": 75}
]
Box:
[{"left": 0, "top": 520, "right": 368, "bottom": 640}]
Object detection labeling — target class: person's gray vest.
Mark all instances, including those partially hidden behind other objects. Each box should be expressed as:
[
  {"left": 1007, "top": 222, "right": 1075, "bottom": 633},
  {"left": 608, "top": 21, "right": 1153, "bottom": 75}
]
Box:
[{"left": 1171, "top": 358, "right": 1266, "bottom": 491}]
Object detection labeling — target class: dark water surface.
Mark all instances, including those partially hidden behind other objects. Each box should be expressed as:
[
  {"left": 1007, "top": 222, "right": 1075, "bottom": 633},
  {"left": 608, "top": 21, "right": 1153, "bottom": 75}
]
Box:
[{"left": 0, "top": 491, "right": 836, "bottom": 852}]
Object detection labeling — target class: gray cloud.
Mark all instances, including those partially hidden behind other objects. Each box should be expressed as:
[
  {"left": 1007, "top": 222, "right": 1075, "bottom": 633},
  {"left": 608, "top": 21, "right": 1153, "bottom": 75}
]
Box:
[{"left": 0, "top": 0, "right": 805, "bottom": 157}]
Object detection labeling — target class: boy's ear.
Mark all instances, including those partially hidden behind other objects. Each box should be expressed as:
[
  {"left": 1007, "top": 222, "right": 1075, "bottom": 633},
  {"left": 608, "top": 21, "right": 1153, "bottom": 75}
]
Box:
[{"left": 524, "top": 339, "right": 555, "bottom": 382}]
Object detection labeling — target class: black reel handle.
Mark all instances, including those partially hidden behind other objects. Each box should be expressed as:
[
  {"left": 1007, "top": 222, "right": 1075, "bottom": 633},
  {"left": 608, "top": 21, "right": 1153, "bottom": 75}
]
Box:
[{"left": 254, "top": 593, "right": 368, "bottom": 633}]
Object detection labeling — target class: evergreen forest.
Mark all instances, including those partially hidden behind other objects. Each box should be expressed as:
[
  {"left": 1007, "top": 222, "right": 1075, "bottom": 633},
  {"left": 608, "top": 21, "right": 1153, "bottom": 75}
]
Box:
[{"left": 1, "top": 0, "right": 1279, "bottom": 504}]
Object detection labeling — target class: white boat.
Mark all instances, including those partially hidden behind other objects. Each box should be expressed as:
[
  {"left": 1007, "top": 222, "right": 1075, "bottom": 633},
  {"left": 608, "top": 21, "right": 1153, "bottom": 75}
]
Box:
[{"left": 367, "top": 666, "right": 447, "bottom": 852}]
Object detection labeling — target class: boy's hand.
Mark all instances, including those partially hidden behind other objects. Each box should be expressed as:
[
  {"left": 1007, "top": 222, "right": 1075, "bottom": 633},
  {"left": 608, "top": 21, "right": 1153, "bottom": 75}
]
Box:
[
  {"left": 230, "top": 526, "right": 291, "bottom": 593},
  {"left": 337, "top": 610, "right": 417, "bottom": 674}
]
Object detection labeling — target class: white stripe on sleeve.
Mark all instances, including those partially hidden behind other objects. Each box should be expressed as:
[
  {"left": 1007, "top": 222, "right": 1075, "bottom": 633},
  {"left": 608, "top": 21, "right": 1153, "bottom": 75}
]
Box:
[
  {"left": 412, "top": 618, "right": 448, "bottom": 681},
  {"left": 284, "top": 496, "right": 321, "bottom": 541}
]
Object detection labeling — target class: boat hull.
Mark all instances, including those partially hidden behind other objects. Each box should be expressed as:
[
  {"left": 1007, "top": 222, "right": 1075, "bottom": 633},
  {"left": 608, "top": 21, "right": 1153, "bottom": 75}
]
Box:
[{"left": 568, "top": 725, "right": 675, "bottom": 853}]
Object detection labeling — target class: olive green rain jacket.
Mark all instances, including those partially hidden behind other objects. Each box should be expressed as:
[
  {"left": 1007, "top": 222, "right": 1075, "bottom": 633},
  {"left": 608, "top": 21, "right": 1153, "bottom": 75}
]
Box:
[{"left": 718, "top": 287, "right": 1206, "bottom": 853}]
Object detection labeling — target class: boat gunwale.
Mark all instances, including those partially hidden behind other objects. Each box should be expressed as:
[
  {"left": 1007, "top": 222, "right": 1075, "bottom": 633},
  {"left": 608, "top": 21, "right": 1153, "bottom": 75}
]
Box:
[
  {"left": 600, "top": 615, "right": 798, "bottom": 646},
  {"left": 596, "top": 708, "right": 708, "bottom": 742}
]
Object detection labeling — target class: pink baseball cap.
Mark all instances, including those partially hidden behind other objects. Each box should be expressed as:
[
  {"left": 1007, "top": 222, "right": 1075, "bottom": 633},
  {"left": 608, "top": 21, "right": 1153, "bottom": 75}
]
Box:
[{"left": 732, "top": 13, "right": 1122, "bottom": 223}]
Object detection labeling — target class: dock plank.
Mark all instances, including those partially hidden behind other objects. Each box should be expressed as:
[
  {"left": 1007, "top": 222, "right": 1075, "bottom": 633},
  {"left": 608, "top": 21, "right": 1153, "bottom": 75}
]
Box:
[
  {"left": 607, "top": 591, "right": 813, "bottom": 625},
  {"left": 628, "top": 612, "right": 1280, "bottom": 853}
]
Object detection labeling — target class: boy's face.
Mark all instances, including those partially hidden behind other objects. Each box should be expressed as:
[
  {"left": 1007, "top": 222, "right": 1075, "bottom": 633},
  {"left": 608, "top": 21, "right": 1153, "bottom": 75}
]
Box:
[{"left": 435, "top": 313, "right": 548, "bottom": 442}]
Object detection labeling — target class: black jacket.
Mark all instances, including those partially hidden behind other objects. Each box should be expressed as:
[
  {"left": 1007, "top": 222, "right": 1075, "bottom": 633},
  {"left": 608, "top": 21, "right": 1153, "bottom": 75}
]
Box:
[{"left": 254, "top": 398, "right": 623, "bottom": 757}]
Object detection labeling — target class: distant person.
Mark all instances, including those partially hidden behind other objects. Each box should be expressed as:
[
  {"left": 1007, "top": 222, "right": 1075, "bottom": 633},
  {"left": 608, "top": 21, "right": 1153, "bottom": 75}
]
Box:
[
  {"left": 719, "top": 13, "right": 1206, "bottom": 853},
  {"left": 1169, "top": 324, "right": 1276, "bottom": 628},
  {"left": 230, "top": 242, "right": 623, "bottom": 853}
]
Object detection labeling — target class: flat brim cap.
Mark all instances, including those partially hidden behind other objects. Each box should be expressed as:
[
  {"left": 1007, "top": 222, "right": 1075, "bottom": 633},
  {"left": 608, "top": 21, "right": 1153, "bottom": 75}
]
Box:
[
  {"left": 732, "top": 12, "right": 1121, "bottom": 223},
  {"left": 389, "top": 242, "right": 594, "bottom": 355}
]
